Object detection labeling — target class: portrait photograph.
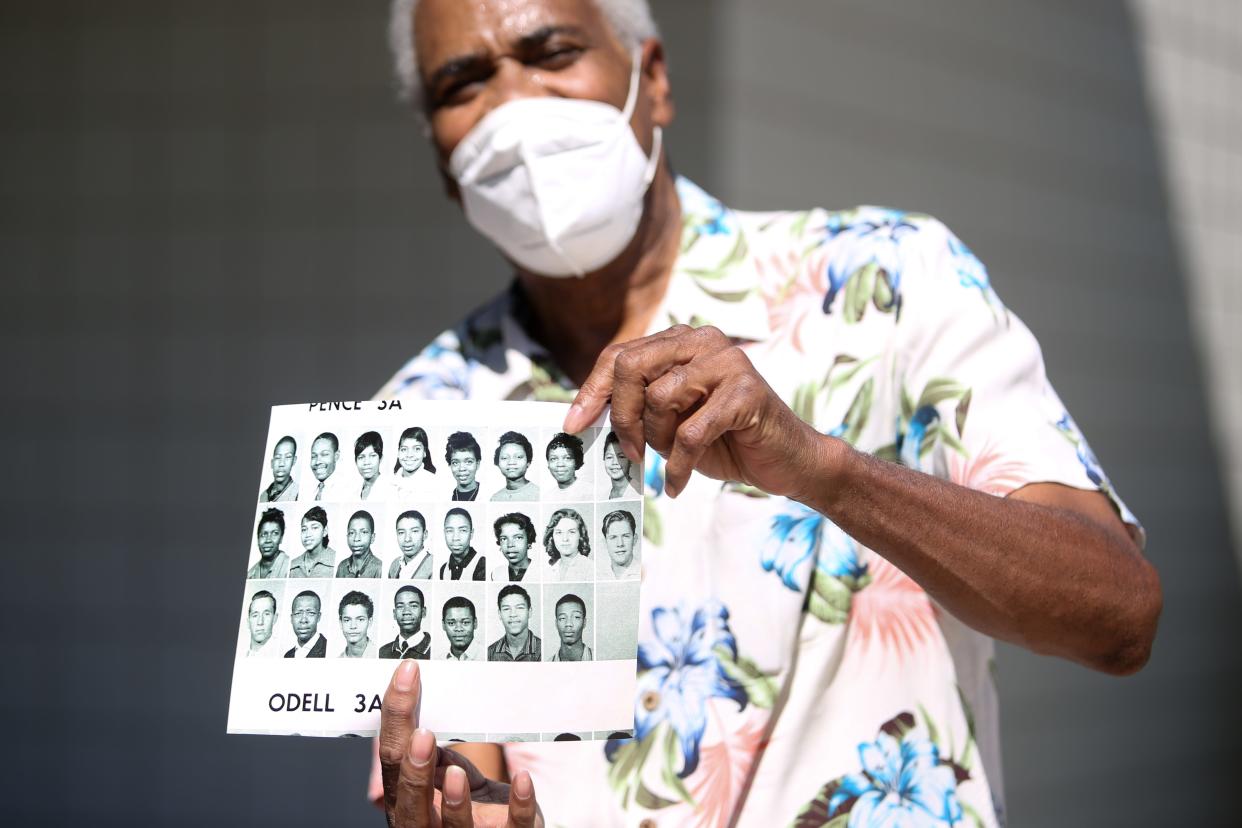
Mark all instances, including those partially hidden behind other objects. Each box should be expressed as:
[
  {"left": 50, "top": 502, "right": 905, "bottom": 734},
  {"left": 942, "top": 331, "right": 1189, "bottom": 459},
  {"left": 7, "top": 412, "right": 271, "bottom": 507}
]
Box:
[
  {"left": 430, "top": 581, "right": 487, "bottom": 662},
  {"left": 330, "top": 581, "right": 382, "bottom": 659},
  {"left": 334, "top": 502, "right": 390, "bottom": 580},
  {"left": 299, "top": 429, "right": 353, "bottom": 504},
  {"left": 386, "top": 506, "right": 437, "bottom": 581},
  {"left": 388, "top": 424, "right": 443, "bottom": 500},
  {"left": 485, "top": 426, "right": 544, "bottom": 503},
  {"left": 246, "top": 504, "right": 293, "bottom": 580},
  {"left": 596, "top": 429, "right": 643, "bottom": 501},
  {"left": 486, "top": 505, "right": 542, "bottom": 584},
  {"left": 539, "top": 502, "right": 596, "bottom": 583},
  {"left": 257, "top": 429, "right": 303, "bottom": 504},
  {"left": 485, "top": 581, "right": 543, "bottom": 663},
  {"left": 596, "top": 502, "right": 642, "bottom": 581},
  {"left": 282, "top": 581, "right": 332, "bottom": 659},
  {"left": 540, "top": 427, "right": 599, "bottom": 502},
  {"left": 593, "top": 580, "right": 641, "bottom": 661},
  {"left": 288, "top": 502, "right": 342, "bottom": 579},
  {"left": 347, "top": 429, "right": 399, "bottom": 504},
  {"left": 543, "top": 583, "right": 595, "bottom": 663},
  {"left": 375, "top": 581, "right": 433, "bottom": 660},
  {"left": 437, "top": 501, "right": 488, "bottom": 581},
  {"left": 237, "top": 581, "right": 287, "bottom": 660}
]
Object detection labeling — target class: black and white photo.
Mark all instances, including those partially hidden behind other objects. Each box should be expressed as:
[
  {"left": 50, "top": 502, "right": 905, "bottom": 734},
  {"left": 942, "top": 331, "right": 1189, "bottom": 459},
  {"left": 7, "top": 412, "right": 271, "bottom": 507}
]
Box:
[
  {"left": 598, "top": 505, "right": 641, "bottom": 581},
  {"left": 545, "top": 585, "right": 593, "bottom": 662},
  {"left": 487, "top": 583, "right": 542, "bottom": 662},
  {"left": 599, "top": 430, "right": 642, "bottom": 500},
  {"left": 490, "top": 510, "right": 539, "bottom": 582},
  {"left": 335, "top": 587, "right": 378, "bottom": 658},
  {"left": 284, "top": 588, "right": 328, "bottom": 658},
  {"left": 593, "top": 581, "right": 641, "bottom": 661},
  {"left": 303, "top": 430, "right": 351, "bottom": 502},
  {"left": 378, "top": 584, "right": 431, "bottom": 660},
  {"left": 258, "top": 433, "right": 300, "bottom": 502},
  {"left": 544, "top": 430, "right": 595, "bottom": 501},
  {"left": 445, "top": 430, "right": 483, "bottom": 501},
  {"left": 352, "top": 430, "right": 395, "bottom": 501},
  {"left": 542, "top": 504, "right": 595, "bottom": 582},
  {"left": 243, "top": 586, "right": 282, "bottom": 658},
  {"left": 491, "top": 430, "right": 540, "bottom": 501},
  {"left": 437, "top": 588, "right": 484, "bottom": 661},
  {"left": 248, "top": 507, "right": 291, "bottom": 579},
  {"left": 388, "top": 509, "right": 433, "bottom": 579},
  {"left": 391, "top": 425, "right": 438, "bottom": 498},
  {"left": 289, "top": 505, "right": 338, "bottom": 578},
  {"left": 336, "top": 508, "right": 384, "bottom": 578},
  {"left": 439, "top": 505, "right": 486, "bottom": 580}
]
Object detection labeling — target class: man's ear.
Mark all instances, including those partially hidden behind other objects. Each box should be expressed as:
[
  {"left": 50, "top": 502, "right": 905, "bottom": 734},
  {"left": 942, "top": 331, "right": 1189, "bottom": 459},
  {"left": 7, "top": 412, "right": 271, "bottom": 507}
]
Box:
[{"left": 641, "top": 39, "right": 675, "bottom": 129}]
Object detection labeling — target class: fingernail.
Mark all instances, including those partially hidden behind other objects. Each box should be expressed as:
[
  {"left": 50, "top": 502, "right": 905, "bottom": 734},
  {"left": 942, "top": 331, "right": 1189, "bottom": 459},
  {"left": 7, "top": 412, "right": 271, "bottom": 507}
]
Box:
[
  {"left": 394, "top": 660, "right": 417, "bottom": 691},
  {"left": 564, "top": 403, "right": 584, "bottom": 431},
  {"left": 513, "top": 771, "right": 533, "bottom": 801},
  {"left": 410, "top": 728, "right": 434, "bottom": 766},
  {"left": 444, "top": 766, "right": 466, "bottom": 806}
]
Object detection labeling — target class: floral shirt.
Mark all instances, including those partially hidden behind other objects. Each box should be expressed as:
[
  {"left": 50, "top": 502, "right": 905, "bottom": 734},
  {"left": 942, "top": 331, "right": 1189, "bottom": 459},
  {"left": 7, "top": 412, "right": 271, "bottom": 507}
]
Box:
[{"left": 376, "top": 179, "right": 1142, "bottom": 828}]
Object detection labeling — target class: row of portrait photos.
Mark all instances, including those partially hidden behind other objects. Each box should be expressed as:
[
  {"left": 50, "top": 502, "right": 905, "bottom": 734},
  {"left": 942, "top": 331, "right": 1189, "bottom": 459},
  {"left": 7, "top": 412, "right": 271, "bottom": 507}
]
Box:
[
  {"left": 245, "top": 498, "right": 643, "bottom": 584},
  {"left": 240, "top": 578, "right": 640, "bottom": 665},
  {"left": 257, "top": 425, "right": 644, "bottom": 505}
]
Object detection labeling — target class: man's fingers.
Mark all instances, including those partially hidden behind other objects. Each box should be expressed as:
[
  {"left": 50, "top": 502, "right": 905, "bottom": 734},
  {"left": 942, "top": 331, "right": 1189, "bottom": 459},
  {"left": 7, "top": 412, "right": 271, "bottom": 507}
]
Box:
[
  {"left": 392, "top": 728, "right": 439, "bottom": 828},
  {"left": 664, "top": 382, "right": 753, "bottom": 496},
  {"left": 563, "top": 326, "right": 688, "bottom": 435},
  {"left": 380, "top": 661, "right": 422, "bottom": 813},
  {"left": 609, "top": 326, "right": 725, "bottom": 458},
  {"left": 505, "top": 770, "right": 540, "bottom": 828},
  {"left": 439, "top": 766, "right": 474, "bottom": 828}
]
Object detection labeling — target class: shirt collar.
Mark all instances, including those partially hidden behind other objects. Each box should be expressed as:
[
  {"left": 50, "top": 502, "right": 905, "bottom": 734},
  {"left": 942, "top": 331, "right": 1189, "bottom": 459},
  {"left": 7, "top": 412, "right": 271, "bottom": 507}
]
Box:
[{"left": 482, "top": 177, "right": 772, "bottom": 401}]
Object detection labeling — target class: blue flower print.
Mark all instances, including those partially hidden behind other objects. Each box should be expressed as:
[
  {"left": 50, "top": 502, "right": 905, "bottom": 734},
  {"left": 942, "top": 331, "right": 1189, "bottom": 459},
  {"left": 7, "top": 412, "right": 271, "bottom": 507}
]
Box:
[
  {"left": 946, "top": 234, "right": 988, "bottom": 294},
  {"left": 819, "top": 208, "right": 920, "bottom": 319},
  {"left": 390, "top": 335, "right": 471, "bottom": 399},
  {"left": 678, "top": 178, "right": 738, "bottom": 238},
  {"left": 644, "top": 452, "right": 666, "bottom": 498},
  {"left": 817, "top": 517, "right": 867, "bottom": 584},
  {"left": 1054, "top": 412, "right": 1104, "bottom": 487},
  {"left": 897, "top": 406, "right": 941, "bottom": 472},
  {"left": 616, "top": 602, "right": 748, "bottom": 778},
  {"left": 829, "top": 731, "right": 964, "bottom": 827},
  {"left": 761, "top": 502, "right": 822, "bottom": 591}
]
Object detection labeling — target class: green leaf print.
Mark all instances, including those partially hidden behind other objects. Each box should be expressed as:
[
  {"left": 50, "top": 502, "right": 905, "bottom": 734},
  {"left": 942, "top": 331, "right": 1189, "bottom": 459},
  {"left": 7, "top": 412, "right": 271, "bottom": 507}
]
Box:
[
  {"left": 607, "top": 731, "right": 677, "bottom": 811},
  {"left": 660, "top": 727, "right": 697, "bottom": 806},
  {"left": 713, "top": 645, "right": 779, "bottom": 709},
  {"left": 839, "top": 377, "right": 874, "bottom": 445},
  {"left": 807, "top": 571, "right": 853, "bottom": 625},
  {"left": 915, "top": 378, "right": 969, "bottom": 409},
  {"left": 956, "top": 388, "right": 972, "bottom": 437}
]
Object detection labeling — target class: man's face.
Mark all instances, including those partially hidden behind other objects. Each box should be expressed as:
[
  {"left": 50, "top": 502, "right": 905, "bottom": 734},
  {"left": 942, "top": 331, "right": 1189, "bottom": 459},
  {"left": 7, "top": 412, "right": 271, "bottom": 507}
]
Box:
[
  {"left": 605, "top": 519, "right": 636, "bottom": 567},
  {"left": 443, "top": 606, "right": 476, "bottom": 650},
  {"left": 347, "top": 517, "right": 373, "bottom": 557},
  {"left": 310, "top": 438, "right": 339, "bottom": 482},
  {"left": 547, "top": 446, "right": 577, "bottom": 484},
  {"left": 339, "top": 603, "right": 372, "bottom": 645},
  {"left": 413, "top": 0, "right": 654, "bottom": 169},
  {"left": 497, "top": 442, "right": 530, "bottom": 482},
  {"left": 257, "top": 520, "right": 283, "bottom": 560},
  {"left": 248, "top": 596, "right": 276, "bottom": 645},
  {"left": 396, "top": 517, "right": 425, "bottom": 555},
  {"left": 449, "top": 449, "right": 479, "bottom": 488},
  {"left": 355, "top": 445, "right": 381, "bottom": 482},
  {"left": 498, "top": 593, "right": 531, "bottom": 637},
  {"left": 497, "top": 521, "right": 530, "bottom": 567},
  {"left": 291, "top": 595, "right": 321, "bottom": 644},
  {"left": 393, "top": 591, "right": 424, "bottom": 636},
  {"left": 300, "top": 518, "right": 325, "bottom": 552},
  {"left": 444, "top": 513, "right": 473, "bottom": 556},
  {"left": 271, "top": 440, "right": 296, "bottom": 484},
  {"left": 556, "top": 600, "right": 584, "bottom": 647}
]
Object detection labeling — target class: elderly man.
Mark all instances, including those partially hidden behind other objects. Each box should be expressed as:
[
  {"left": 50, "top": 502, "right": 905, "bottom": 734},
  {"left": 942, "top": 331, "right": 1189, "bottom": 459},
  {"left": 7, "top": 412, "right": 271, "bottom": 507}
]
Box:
[{"left": 372, "top": 0, "right": 1162, "bottom": 825}]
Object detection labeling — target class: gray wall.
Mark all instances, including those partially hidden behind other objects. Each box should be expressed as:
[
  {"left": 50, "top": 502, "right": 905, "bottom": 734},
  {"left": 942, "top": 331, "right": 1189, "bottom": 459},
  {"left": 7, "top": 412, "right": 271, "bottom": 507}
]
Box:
[{"left": 1, "top": 1, "right": 1237, "bottom": 825}]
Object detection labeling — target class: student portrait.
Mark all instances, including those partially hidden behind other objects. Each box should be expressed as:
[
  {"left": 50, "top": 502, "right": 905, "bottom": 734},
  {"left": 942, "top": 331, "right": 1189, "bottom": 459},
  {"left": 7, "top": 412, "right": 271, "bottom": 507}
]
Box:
[
  {"left": 445, "top": 430, "right": 483, "bottom": 501},
  {"left": 248, "top": 507, "right": 290, "bottom": 580},
  {"left": 491, "top": 511, "right": 538, "bottom": 582},
  {"left": 285, "top": 589, "right": 327, "bottom": 658},
  {"left": 336, "top": 509, "right": 383, "bottom": 578},
  {"left": 379, "top": 585, "right": 431, "bottom": 659},
  {"left": 337, "top": 589, "right": 377, "bottom": 658},
  {"left": 259, "top": 434, "right": 299, "bottom": 502},
  {"left": 491, "top": 430, "right": 540, "bottom": 502},
  {"left": 290, "top": 505, "right": 337, "bottom": 578}
]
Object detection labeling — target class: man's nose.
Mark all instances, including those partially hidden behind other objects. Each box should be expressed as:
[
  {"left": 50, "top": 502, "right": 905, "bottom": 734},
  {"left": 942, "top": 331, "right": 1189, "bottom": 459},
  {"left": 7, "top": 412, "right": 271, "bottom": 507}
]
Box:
[{"left": 485, "top": 56, "right": 552, "bottom": 112}]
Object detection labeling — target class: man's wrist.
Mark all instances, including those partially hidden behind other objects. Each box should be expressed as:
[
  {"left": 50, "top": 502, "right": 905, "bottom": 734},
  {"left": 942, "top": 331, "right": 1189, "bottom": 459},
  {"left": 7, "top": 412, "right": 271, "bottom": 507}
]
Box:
[{"left": 790, "top": 431, "right": 853, "bottom": 514}]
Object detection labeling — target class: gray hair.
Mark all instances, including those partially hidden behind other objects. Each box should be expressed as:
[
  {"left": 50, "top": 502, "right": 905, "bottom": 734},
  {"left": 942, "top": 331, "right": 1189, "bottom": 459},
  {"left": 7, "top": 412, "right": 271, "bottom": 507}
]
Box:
[{"left": 387, "top": 0, "right": 659, "bottom": 107}]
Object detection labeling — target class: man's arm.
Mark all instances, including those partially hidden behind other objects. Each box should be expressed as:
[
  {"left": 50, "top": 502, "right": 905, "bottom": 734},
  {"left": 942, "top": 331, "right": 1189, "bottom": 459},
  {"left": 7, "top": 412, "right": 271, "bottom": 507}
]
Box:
[
  {"left": 802, "top": 439, "right": 1160, "bottom": 674},
  {"left": 565, "top": 324, "right": 1162, "bottom": 675}
]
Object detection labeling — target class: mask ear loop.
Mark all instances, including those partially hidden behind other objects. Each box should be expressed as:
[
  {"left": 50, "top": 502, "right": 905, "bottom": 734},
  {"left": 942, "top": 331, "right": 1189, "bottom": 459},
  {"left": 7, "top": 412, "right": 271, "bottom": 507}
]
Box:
[{"left": 622, "top": 47, "right": 663, "bottom": 190}]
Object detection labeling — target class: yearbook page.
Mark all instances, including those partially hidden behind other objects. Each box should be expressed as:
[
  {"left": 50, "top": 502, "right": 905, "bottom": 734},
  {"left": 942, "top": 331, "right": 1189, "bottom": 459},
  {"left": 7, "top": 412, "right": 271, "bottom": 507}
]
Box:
[{"left": 227, "top": 400, "right": 643, "bottom": 741}]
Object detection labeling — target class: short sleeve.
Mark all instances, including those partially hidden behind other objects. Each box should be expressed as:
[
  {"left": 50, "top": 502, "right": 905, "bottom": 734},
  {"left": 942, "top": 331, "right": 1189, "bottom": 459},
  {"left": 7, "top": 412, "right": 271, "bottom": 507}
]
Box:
[{"left": 893, "top": 218, "right": 1144, "bottom": 547}]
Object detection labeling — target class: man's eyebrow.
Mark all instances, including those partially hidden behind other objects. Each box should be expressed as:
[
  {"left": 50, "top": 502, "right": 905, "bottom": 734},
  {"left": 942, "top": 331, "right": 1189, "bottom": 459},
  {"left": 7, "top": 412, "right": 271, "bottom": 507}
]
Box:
[
  {"left": 515, "top": 23, "right": 590, "bottom": 51},
  {"left": 426, "top": 50, "right": 492, "bottom": 90}
]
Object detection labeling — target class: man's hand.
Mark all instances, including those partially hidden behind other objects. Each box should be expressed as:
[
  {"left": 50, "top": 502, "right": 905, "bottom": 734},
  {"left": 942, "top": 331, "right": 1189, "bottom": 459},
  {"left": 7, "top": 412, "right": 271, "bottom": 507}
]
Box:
[
  {"left": 378, "top": 661, "right": 543, "bottom": 827},
  {"left": 564, "top": 325, "right": 826, "bottom": 499}
]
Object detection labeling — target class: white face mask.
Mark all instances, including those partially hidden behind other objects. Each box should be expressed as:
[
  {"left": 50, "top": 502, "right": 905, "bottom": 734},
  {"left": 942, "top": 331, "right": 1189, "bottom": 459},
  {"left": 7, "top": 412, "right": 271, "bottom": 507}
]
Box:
[{"left": 447, "top": 51, "right": 663, "bottom": 278}]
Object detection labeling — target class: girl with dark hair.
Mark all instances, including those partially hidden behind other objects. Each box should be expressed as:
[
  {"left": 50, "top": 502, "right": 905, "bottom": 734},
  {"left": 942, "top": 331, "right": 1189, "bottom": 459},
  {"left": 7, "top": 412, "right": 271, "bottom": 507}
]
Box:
[{"left": 393, "top": 426, "right": 438, "bottom": 499}]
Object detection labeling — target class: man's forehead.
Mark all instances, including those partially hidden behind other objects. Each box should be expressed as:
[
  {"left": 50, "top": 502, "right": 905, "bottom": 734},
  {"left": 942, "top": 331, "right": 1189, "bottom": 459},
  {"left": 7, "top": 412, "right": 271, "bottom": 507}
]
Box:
[
  {"left": 415, "top": 0, "right": 609, "bottom": 71},
  {"left": 293, "top": 595, "right": 320, "bottom": 610}
]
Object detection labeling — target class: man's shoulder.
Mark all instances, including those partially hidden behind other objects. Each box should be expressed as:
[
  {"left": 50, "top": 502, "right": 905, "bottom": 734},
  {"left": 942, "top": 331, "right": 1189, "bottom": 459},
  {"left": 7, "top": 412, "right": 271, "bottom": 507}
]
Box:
[{"left": 375, "top": 289, "right": 513, "bottom": 401}]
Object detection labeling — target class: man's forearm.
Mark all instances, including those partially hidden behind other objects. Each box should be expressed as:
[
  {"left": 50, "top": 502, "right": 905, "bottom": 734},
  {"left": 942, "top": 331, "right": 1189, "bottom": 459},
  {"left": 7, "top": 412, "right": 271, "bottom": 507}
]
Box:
[{"left": 800, "top": 435, "right": 1162, "bottom": 674}]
